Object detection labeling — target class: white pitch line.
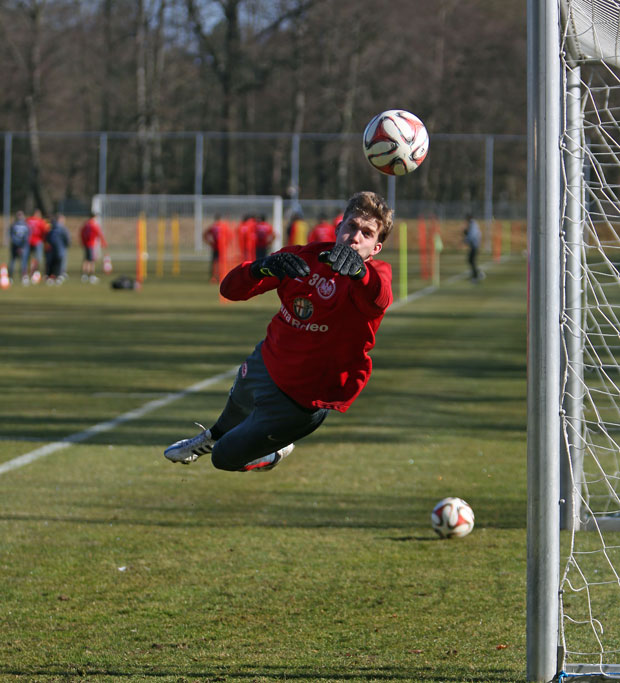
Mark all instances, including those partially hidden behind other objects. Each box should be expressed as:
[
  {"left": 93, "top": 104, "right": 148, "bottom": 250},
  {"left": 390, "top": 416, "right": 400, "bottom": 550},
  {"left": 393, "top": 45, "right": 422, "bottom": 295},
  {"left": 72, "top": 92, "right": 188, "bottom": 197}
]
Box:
[
  {"left": 0, "top": 367, "right": 237, "bottom": 476},
  {"left": 389, "top": 269, "right": 471, "bottom": 311},
  {"left": 389, "top": 257, "right": 509, "bottom": 311}
]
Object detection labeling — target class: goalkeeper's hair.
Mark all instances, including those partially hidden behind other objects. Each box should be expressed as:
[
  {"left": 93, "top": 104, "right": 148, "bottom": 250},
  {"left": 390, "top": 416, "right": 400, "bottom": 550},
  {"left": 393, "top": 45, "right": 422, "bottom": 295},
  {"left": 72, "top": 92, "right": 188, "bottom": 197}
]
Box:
[{"left": 343, "top": 191, "right": 393, "bottom": 242}]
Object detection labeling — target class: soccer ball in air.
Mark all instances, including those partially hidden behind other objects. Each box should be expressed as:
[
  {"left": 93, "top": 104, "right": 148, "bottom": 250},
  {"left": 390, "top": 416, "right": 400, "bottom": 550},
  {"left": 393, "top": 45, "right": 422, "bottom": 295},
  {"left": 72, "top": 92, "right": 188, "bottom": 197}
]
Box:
[
  {"left": 431, "top": 497, "right": 475, "bottom": 539},
  {"left": 362, "top": 109, "right": 429, "bottom": 176}
]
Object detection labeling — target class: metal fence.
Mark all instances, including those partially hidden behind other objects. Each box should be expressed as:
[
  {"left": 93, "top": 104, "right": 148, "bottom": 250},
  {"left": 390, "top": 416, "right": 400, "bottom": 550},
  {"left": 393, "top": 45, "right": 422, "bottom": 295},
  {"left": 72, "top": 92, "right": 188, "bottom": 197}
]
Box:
[{"left": 1, "top": 130, "right": 526, "bottom": 233}]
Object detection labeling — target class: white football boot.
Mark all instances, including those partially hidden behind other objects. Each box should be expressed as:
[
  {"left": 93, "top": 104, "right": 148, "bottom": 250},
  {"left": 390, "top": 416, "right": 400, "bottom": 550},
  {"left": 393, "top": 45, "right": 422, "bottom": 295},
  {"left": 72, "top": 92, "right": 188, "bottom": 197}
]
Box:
[
  {"left": 164, "top": 423, "right": 215, "bottom": 465},
  {"left": 243, "top": 443, "right": 295, "bottom": 471}
]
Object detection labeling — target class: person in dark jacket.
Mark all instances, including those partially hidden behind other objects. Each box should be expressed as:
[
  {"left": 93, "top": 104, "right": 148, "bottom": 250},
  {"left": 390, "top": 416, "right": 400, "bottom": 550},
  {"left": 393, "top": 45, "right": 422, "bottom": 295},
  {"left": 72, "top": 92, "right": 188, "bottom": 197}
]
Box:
[
  {"left": 45, "top": 213, "right": 71, "bottom": 283},
  {"left": 8, "top": 210, "right": 30, "bottom": 283}
]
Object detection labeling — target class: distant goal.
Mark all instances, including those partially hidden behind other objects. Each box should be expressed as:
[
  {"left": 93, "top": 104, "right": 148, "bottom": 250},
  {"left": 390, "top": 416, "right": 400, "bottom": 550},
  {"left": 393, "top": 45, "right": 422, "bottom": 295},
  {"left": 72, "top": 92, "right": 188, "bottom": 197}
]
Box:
[{"left": 91, "top": 194, "right": 284, "bottom": 258}]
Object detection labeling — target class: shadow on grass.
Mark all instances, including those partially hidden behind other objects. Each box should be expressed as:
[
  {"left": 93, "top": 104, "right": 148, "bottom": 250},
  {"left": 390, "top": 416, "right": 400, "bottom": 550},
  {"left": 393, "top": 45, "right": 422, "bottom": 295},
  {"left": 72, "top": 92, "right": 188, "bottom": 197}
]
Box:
[
  {"left": 0, "top": 488, "right": 526, "bottom": 530},
  {"left": 0, "top": 383, "right": 525, "bottom": 446},
  {"left": 0, "top": 664, "right": 523, "bottom": 682}
]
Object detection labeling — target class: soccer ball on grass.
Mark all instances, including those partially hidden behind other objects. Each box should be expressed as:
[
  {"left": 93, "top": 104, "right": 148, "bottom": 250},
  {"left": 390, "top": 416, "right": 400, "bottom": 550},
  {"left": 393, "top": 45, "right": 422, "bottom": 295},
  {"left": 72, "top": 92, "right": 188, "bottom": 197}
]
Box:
[
  {"left": 431, "top": 497, "right": 475, "bottom": 539},
  {"left": 362, "top": 109, "right": 429, "bottom": 176}
]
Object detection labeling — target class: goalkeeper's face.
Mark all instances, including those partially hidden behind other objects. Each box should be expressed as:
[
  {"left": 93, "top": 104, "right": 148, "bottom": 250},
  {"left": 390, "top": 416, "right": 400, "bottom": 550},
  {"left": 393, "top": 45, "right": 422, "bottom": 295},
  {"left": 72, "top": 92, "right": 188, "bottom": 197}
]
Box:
[{"left": 336, "top": 213, "right": 383, "bottom": 261}]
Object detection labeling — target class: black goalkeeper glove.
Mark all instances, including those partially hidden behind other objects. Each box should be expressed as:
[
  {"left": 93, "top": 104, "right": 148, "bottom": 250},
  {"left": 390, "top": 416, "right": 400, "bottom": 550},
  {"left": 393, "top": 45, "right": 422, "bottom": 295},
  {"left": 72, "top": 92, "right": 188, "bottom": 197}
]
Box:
[
  {"left": 318, "top": 243, "right": 367, "bottom": 280},
  {"left": 250, "top": 252, "right": 310, "bottom": 280}
]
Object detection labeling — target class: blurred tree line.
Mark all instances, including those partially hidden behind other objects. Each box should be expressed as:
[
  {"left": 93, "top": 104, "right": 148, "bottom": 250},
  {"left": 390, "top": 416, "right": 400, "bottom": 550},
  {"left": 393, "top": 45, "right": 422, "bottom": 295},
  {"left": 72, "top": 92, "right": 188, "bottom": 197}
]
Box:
[{"left": 0, "top": 0, "right": 526, "bottom": 215}]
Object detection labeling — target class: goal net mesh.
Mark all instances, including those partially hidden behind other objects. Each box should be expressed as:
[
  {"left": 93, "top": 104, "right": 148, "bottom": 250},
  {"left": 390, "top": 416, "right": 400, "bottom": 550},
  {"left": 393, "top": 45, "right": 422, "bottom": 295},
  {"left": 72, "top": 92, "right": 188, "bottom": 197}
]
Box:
[{"left": 560, "top": 0, "right": 620, "bottom": 677}]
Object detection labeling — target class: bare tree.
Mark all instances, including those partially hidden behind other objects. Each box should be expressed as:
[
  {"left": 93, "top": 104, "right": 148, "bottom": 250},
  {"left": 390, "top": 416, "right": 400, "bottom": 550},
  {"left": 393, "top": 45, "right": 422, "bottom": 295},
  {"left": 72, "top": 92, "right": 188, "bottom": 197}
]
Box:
[
  {"left": 136, "top": 0, "right": 168, "bottom": 193},
  {"left": 136, "top": 0, "right": 150, "bottom": 192},
  {"left": 150, "top": 0, "right": 167, "bottom": 191},
  {"left": 0, "top": 0, "right": 51, "bottom": 213},
  {"left": 185, "top": 0, "right": 242, "bottom": 193},
  {"left": 336, "top": 19, "right": 361, "bottom": 197},
  {"left": 184, "top": 0, "right": 319, "bottom": 193},
  {"left": 101, "top": 0, "right": 114, "bottom": 131}
]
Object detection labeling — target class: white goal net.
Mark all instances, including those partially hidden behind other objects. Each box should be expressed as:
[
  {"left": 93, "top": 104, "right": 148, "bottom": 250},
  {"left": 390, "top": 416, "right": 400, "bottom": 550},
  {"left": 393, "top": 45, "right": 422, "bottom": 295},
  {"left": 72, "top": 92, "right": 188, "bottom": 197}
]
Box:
[{"left": 559, "top": 0, "right": 620, "bottom": 678}]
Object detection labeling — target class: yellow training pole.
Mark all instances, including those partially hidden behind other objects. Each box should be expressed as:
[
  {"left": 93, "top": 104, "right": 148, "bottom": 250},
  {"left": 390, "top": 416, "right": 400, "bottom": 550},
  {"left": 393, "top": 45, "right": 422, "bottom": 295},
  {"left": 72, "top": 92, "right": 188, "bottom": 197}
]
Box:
[
  {"left": 156, "top": 217, "right": 166, "bottom": 277},
  {"left": 136, "top": 212, "right": 148, "bottom": 283},
  {"left": 171, "top": 215, "right": 180, "bottom": 276}
]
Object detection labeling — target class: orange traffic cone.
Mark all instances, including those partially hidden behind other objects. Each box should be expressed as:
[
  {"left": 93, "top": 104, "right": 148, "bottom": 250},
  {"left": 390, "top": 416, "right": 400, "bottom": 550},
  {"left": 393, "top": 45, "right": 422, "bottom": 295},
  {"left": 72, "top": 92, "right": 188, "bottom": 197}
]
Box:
[{"left": 0, "top": 263, "right": 10, "bottom": 289}]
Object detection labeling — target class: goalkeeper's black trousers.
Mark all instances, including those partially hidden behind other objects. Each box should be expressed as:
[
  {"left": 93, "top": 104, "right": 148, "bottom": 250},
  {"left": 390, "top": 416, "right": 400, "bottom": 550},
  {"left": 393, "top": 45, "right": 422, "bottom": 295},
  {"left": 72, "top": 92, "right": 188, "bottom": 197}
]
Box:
[{"left": 210, "top": 342, "right": 329, "bottom": 471}]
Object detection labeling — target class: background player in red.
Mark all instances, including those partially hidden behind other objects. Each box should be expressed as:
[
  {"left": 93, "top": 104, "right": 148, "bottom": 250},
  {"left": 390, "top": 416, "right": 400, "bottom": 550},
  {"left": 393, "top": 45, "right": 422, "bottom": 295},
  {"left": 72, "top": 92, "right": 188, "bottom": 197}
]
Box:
[
  {"left": 27, "top": 209, "right": 49, "bottom": 282},
  {"left": 254, "top": 214, "right": 275, "bottom": 259},
  {"left": 164, "top": 191, "right": 393, "bottom": 472},
  {"left": 308, "top": 213, "right": 337, "bottom": 243},
  {"left": 80, "top": 212, "right": 108, "bottom": 283},
  {"left": 237, "top": 214, "right": 257, "bottom": 262},
  {"left": 203, "top": 214, "right": 229, "bottom": 282}
]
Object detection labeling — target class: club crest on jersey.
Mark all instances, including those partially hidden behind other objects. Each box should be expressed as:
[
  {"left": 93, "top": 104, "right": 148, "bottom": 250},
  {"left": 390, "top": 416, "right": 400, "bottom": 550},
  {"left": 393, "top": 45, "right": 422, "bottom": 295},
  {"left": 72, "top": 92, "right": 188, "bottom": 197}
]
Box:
[
  {"left": 317, "top": 277, "right": 336, "bottom": 300},
  {"left": 308, "top": 272, "right": 337, "bottom": 300},
  {"left": 293, "top": 297, "right": 313, "bottom": 320}
]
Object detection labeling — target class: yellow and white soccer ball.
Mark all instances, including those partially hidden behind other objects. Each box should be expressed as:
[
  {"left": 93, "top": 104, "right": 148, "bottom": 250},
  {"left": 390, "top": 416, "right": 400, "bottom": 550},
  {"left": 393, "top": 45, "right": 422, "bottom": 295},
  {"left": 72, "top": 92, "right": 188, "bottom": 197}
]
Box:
[
  {"left": 431, "top": 497, "right": 475, "bottom": 539},
  {"left": 362, "top": 109, "right": 429, "bottom": 176}
]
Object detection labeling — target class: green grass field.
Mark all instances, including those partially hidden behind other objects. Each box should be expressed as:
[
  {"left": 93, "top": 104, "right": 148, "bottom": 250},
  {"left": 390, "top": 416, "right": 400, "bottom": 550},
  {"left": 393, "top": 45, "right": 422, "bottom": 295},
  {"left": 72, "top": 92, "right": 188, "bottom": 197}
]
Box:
[{"left": 0, "top": 252, "right": 528, "bottom": 682}]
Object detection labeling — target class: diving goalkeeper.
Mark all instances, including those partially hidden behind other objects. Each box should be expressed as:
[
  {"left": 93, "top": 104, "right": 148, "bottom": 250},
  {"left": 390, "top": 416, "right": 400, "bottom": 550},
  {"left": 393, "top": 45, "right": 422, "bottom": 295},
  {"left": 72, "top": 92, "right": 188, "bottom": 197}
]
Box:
[{"left": 164, "top": 191, "right": 393, "bottom": 471}]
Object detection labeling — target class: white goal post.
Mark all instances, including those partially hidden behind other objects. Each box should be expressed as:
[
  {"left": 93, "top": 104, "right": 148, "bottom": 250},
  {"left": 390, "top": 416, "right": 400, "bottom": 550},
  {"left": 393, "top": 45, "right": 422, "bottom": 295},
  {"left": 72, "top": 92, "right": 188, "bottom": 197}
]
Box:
[
  {"left": 528, "top": 0, "right": 620, "bottom": 681},
  {"left": 91, "top": 194, "right": 284, "bottom": 255}
]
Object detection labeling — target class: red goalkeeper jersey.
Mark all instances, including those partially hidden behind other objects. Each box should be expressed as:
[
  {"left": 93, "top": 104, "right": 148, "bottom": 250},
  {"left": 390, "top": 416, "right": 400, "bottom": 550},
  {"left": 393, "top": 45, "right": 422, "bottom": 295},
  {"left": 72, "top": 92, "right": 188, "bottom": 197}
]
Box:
[{"left": 220, "top": 242, "right": 393, "bottom": 412}]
